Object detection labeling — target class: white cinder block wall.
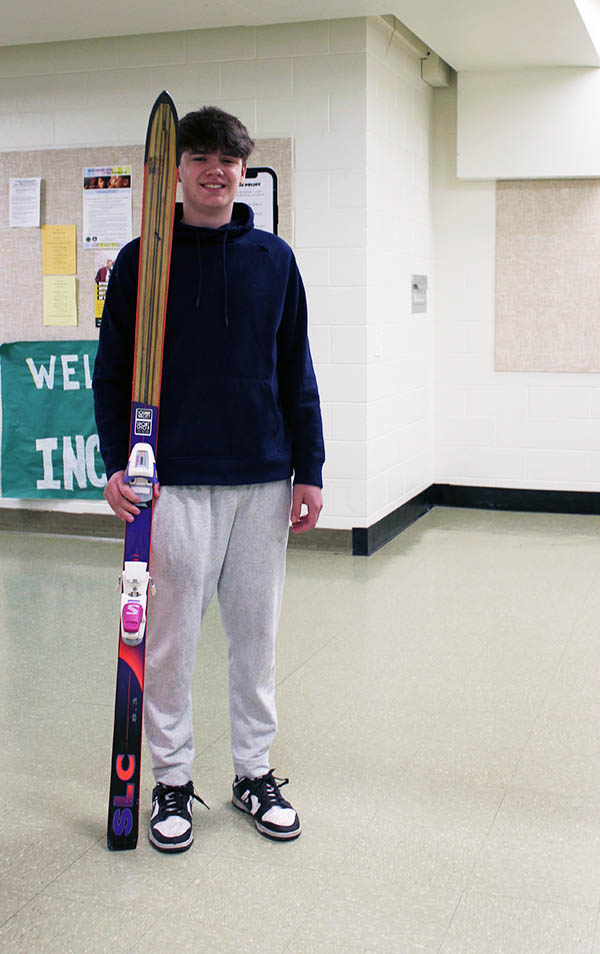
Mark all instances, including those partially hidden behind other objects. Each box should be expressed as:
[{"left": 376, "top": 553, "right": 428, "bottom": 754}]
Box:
[
  {"left": 7, "top": 16, "right": 595, "bottom": 530},
  {"left": 0, "top": 15, "right": 438, "bottom": 532},
  {"left": 432, "top": 79, "right": 600, "bottom": 491},
  {"left": 365, "top": 19, "right": 434, "bottom": 527},
  {"left": 0, "top": 18, "right": 370, "bottom": 529}
]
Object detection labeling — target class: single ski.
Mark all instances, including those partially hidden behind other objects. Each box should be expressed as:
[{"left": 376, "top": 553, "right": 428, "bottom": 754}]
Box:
[{"left": 107, "top": 90, "right": 179, "bottom": 851}]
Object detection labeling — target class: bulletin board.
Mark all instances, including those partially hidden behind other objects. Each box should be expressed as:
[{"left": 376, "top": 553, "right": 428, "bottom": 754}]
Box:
[
  {"left": 495, "top": 178, "right": 600, "bottom": 372},
  {"left": 0, "top": 137, "right": 292, "bottom": 345}
]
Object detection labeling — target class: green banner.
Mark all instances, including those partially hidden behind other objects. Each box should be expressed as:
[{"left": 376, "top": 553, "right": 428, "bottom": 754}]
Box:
[{"left": 0, "top": 340, "right": 106, "bottom": 499}]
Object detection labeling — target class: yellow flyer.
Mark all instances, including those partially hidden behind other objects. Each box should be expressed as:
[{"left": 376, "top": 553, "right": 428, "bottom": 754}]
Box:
[
  {"left": 43, "top": 276, "right": 77, "bottom": 326},
  {"left": 41, "top": 225, "right": 77, "bottom": 275}
]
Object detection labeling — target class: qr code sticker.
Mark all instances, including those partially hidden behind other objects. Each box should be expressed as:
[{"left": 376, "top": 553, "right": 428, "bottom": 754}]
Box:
[{"left": 134, "top": 408, "right": 153, "bottom": 437}]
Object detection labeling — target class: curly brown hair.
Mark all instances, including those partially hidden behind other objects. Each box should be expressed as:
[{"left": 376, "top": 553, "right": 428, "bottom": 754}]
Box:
[{"left": 179, "top": 106, "right": 255, "bottom": 163}]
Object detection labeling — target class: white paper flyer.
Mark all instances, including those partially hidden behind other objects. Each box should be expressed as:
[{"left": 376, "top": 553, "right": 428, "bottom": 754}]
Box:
[{"left": 82, "top": 165, "right": 132, "bottom": 249}]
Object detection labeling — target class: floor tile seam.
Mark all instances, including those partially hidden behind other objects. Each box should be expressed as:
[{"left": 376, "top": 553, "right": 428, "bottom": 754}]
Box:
[
  {"left": 502, "top": 590, "right": 595, "bottom": 793},
  {"left": 0, "top": 893, "right": 41, "bottom": 932},
  {"left": 485, "top": 780, "right": 600, "bottom": 814},
  {"left": 323, "top": 844, "right": 489, "bottom": 897},
  {"left": 101, "top": 844, "right": 231, "bottom": 944},
  {"left": 591, "top": 902, "right": 600, "bottom": 953},
  {"left": 173, "top": 839, "right": 330, "bottom": 884},
  {"left": 191, "top": 728, "right": 230, "bottom": 759},
  {"left": 436, "top": 713, "right": 600, "bottom": 953},
  {"left": 438, "top": 890, "right": 599, "bottom": 954},
  {"left": 104, "top": 890, "right": 203, "bottom": 954},
  {"left": 457, "top": 878, "right": 600, "bottom": 913},
  {"left": 146, "top": 839, "right": 227, "bottom": 897},
  {"left": 434, "top": 784, "right": 512, "bottom": 954},
  {"left": 274, "top": 619, "right": 359, "bottom": 689},
  {"left": 392, "top": 617, "right": 510, "bottom": 775},
  {"left": 445, "top": 883, "right": 600, "bottom": 913},
  {"left": 278, "top": 859, "right": 356, "bottom": 954},
  {"left": 0, "top": 834, "right": 104, "bottom": 931},
  {"left": 432, "top": 598, "right": 566, "bottom": 759},
  {"left": 215, "top": 846, "right": 339, "bottom": 877}
]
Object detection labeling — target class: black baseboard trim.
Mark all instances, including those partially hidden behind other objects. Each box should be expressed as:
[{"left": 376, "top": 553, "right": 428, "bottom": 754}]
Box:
[
  {"left": 350, "top": 484, "right": 600, "bottom": 556},
  {"left": 0, "top": 508, "right": 123, "bottom": 538},
  {"left": 352, "top": 488, "right": 435, "bottom": 556},
  {"left": 0, "top": 506, "right": 353, "bottom": 552},
  {"left": 431, "top": 483, "right": 600, "bottom": 515},
  {"left": 287, "top": 528, "right": 352, "bottom": 552},
  {"left": 2, "top": 485, "right": 599, "bottom": 555}
]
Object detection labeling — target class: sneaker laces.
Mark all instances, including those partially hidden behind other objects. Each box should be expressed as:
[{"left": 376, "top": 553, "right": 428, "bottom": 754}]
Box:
[
  {"left": 245, "top": 771, "right": 292, "bottom": 809},
  {"left": 156, "top": 783, "right": 209, "bottom": 817}
]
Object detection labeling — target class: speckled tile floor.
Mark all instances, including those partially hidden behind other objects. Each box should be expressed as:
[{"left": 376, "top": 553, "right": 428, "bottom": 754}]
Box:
[{"left": 2, "top": 507, "right": 600, "bottom": 953}]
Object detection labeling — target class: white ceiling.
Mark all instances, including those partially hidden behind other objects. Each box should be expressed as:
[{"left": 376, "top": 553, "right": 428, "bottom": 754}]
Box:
[{"left": 3, "top": 0, "right": 600, "bottom": 70}]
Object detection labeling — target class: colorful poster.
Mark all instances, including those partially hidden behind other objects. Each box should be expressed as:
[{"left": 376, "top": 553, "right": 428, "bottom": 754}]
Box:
[
  {"left": 0, "top": 340, "right": 106, "bottom": 499},
  {"left": 82, "top": 165, "right": 132, "bottom": 249},
  {"left": 93, "top": 251, "right": 117, "bottom": 327}
]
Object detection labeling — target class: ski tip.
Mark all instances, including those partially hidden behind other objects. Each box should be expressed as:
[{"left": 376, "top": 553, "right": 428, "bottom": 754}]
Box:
[
  {"left": 145, "top": 90, "right": 180, "bottom": 165},
  {"left": 155, "top": 89, "right": 177, "bottom": 110}
]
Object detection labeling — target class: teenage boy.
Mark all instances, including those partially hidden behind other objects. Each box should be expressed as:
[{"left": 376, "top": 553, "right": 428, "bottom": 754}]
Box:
[{"left": 93, "top": 106, "right": 325, "bottom": 853}]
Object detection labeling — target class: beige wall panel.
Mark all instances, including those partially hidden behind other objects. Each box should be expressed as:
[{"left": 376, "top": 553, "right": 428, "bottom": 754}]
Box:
[
  {"left": 0, "top": 138, "right": 291, "bottom": 344},
  {"left": 495, "top": 178, "right": 600, "bottom": 372}
]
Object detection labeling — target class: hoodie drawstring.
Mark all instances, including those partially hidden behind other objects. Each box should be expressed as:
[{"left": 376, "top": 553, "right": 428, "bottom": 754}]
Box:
[
  {"left": 194, "top": 231, "right": 229, "bottom": 328},
  {"left": 222, "top": 233, "right": 229, "bottom": 327},
  {"left": 194, "top": 233, "right": 203, "bottom": 309}
]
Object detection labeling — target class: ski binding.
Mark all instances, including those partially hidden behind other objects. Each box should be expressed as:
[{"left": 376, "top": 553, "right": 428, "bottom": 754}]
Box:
[
  {"left": 120, "top": 561, "right": 155, "bottom": 646},
  {"left": 124, "top": 442, "right": 157, "bottom": 506}
]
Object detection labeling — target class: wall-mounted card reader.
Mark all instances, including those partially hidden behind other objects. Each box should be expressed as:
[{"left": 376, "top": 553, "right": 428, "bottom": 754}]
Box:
[{"left": 411, "top": 274, "right": 428, "bottom": 314}]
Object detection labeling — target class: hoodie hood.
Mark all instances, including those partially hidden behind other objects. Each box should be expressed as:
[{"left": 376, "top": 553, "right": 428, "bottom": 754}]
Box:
[
  {"left": 173, "top": 202, "right": 254, "bottom": 325},
  {"left": 173, "top": 201, "right": 254, "bottom": 244}
]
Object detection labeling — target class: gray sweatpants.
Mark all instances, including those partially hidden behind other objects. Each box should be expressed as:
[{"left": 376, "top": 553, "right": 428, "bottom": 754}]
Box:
[{"left": 144, "top": 480, "right": 291, "bottom": 786}]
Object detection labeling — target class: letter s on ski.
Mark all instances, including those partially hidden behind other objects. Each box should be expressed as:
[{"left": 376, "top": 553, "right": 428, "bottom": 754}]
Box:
[{"left": 112, "top": 808, "right": 133, "bottom": 837}]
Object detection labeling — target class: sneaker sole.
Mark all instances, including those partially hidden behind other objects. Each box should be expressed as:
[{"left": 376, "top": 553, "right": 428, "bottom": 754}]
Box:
[
  {"left": 231, "top": 794, "right": 302, "bottom": 841},
  {"left": 148, "top": 829, "right": 194, "bottom": 853}
]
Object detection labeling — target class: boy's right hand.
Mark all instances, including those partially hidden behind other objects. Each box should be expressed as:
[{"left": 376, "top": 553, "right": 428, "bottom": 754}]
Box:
[{"left": 104, "top": 469, "right": 141, "bottom": 523}]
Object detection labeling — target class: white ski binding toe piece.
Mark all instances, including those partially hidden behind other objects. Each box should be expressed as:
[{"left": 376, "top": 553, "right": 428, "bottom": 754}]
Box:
[
  {"left": 120, "top": 561, "right": 155, "bottom": 646},
  {"left": 124, "top": 442, "right": 157, "bottom": 507}
]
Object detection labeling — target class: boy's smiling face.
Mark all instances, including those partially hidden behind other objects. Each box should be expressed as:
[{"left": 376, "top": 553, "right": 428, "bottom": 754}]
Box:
[{"left": 178, "top": 149, "right": 246, "bottom": 228}]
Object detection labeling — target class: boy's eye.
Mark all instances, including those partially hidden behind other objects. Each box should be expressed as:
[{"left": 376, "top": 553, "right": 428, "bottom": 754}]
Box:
[{"left": 190, "top": 155, "right": 238, "bottom": 166}]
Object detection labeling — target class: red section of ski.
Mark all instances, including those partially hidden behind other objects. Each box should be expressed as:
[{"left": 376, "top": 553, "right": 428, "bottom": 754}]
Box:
[{"left": 120, "top": 642, "right": 145, "bottom": 696}]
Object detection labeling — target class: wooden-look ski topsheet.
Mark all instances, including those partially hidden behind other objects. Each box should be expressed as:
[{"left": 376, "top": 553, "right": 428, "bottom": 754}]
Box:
[
  {"left": 107, "top": 90, "right": 178, "bottom": 851},
  {"left": 133, "top": 91, "right": 179, "bottom": 407}
]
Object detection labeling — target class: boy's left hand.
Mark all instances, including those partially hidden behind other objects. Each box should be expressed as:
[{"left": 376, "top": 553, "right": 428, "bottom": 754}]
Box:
[{"left": 290, "top": 483, "right": 323, "bottom": 534}]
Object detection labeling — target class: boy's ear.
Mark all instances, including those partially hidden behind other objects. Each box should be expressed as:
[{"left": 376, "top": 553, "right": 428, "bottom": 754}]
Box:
[{"left": 240, "top": 164, "right": 247, "bottom": 183}]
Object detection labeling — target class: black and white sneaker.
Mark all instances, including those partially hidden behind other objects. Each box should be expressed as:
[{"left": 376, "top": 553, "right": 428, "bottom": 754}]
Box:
[
  {"left": 232, "top": 770, "right": 301, "bottom": 841},
  {"left": 148, "top": 781, "right": 209, "bottom": 853}
]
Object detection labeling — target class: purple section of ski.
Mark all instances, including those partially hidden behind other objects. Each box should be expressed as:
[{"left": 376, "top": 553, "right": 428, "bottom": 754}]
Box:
[
  {"left": 107, "top": 400, "right": 158, "bottom": 850},
  {"left": 108, "top": 655, "right": 143, "bottom": 847},
  {"left": 124, "top": 400, "right": 159, "bottom": 563}
]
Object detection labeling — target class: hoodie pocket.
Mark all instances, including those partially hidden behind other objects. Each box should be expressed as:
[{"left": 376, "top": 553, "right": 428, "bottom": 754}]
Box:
[{"left": 162, "top": 377, "right": 284, "bottom": 461}]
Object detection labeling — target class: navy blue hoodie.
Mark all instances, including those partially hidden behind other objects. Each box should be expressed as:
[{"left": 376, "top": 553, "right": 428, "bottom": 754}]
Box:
[{"left": 93, "top": 203, "right": 324, "bottom": 488}]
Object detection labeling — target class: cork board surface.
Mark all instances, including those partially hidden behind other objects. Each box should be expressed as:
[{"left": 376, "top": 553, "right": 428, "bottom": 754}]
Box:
[
  {"left": 0, "top": 138, "right": 292, "bottom": 344},
  {"left": 495, "top": 179, "right": 600, "bottom": 372}
]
